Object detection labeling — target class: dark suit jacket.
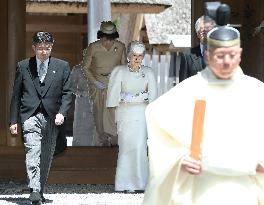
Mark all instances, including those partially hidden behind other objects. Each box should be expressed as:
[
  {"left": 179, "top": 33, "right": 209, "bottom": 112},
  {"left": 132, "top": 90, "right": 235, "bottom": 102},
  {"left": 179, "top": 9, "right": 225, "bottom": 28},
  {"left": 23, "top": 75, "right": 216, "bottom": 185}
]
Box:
[
  {"left": 10, "top": 56, "right": 73, "bottom": 154},
  {"left": 179, "top": 45, "right": 206, "bottom": 82}
]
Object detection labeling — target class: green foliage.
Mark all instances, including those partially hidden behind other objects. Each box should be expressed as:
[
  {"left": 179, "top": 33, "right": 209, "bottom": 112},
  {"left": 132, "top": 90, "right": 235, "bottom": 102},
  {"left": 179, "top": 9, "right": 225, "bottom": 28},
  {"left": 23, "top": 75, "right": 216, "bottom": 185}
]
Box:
[{"left": 112, "top": 17, "right": 121, "bottom": 31}]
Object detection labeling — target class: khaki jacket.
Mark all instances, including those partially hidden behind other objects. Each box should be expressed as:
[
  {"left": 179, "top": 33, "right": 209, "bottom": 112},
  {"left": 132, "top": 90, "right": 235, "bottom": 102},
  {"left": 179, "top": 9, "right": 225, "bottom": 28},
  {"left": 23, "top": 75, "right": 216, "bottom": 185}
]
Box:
[{"left": 82, "top": 39, "right": 126, "bottom": 85}]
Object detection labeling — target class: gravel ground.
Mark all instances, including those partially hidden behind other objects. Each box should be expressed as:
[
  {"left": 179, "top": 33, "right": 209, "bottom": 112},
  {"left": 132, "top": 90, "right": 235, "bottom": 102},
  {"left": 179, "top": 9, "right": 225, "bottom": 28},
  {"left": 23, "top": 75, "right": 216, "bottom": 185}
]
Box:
[{"left": 0, "top": 181, "right": 144, "bottom": 205}]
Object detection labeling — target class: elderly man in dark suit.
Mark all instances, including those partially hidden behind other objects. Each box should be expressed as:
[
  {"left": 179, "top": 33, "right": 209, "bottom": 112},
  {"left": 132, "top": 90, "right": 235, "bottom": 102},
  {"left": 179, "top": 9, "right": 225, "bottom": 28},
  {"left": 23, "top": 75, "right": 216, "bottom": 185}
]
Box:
[
  {"left": 179, "top": 16, "right": 216, "bottom": 82},
  {"left": 9, "top": 31, "right": 72, "bottom": 205}
]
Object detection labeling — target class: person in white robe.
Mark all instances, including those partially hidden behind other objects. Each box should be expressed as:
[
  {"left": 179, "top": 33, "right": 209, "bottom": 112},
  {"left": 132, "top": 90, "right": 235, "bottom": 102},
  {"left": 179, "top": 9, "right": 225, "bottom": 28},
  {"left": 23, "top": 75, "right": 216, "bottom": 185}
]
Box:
[
  {"left": 143, "top": 26, "right": 264, "bottom": 205},
  {"left": 106, "top": 41, "right": 157, "bottom": 192}
]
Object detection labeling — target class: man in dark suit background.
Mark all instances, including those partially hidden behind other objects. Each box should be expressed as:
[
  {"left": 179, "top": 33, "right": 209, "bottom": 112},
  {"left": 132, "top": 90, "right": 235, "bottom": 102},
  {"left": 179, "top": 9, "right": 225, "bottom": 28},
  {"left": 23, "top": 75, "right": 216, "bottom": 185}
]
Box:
[
  {"left": 179, "top": 16, "right": 216, "bottom": 82},
  {"left": 9, "top": 31, "right": 72, "bottom": 205}
]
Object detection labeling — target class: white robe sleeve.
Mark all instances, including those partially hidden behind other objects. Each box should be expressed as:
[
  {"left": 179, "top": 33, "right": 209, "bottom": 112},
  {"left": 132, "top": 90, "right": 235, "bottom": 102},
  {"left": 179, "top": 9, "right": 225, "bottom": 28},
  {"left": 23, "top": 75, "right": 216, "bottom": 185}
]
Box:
[
  {"left": 143, "top": 100, "right": 194, "bottom": 205},
  {"left": 146, "top": 67, "right": 158, "bottom": 102},
  {"left": 106, "top": 66, "right": 123, "bottom": 107},
  {"left": 251, "top": 160, "right": 264, "bottom": 204}
]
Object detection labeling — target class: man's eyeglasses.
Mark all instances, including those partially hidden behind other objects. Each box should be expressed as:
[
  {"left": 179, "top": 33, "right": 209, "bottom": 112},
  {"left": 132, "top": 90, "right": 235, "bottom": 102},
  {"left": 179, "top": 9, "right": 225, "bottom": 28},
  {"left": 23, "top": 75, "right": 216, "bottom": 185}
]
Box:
[{"left": 35, "top": 47, "right": 52, "bottom": 52}]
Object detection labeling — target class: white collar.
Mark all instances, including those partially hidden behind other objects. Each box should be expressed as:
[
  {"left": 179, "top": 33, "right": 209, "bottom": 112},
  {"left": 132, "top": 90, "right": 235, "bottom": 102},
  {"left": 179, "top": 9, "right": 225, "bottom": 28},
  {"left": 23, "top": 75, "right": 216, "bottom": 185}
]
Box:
[
  {"left": 200, "top": 43, "right": 205, "bottom": 56},
  {"left": 200, "top": 66, "right": 244, "bottom": 85}
]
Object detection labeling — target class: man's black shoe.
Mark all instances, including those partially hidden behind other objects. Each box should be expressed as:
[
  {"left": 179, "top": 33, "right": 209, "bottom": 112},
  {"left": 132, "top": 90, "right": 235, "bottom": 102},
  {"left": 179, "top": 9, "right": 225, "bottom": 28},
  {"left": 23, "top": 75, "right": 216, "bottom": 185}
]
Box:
[
  {"left": 124, "top": 190, "right": 135, "bottom": 193},
  {"left": 29, "top": 191, "right": 42, "bottom": 205},
  {"left": 41, "top": 194, "right": 46, "bottom": 203},
  {"left": 32, "top": 200, "right": 42, "bottom": 205}
]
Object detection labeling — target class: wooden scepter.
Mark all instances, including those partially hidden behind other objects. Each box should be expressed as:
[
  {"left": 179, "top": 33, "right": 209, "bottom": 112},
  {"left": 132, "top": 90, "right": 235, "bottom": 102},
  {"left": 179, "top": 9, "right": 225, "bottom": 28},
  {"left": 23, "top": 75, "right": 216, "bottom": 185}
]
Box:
[{"left": 190, "top": 100, "right": 206, "bottom": 160}]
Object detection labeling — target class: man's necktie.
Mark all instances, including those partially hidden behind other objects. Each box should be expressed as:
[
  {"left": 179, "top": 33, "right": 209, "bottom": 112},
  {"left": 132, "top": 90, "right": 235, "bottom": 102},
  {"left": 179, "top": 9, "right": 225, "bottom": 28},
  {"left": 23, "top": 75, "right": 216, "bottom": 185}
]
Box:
[{"left": 39, "top": 63, "right": 46, "bottom": 83}]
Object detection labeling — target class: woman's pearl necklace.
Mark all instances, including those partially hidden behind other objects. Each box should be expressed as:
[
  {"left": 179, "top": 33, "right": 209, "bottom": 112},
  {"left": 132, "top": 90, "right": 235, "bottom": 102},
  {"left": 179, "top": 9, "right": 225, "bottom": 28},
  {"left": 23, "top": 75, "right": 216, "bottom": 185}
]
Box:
[{"left": 128, "top": 65, "right": 140, "bottom": 73}]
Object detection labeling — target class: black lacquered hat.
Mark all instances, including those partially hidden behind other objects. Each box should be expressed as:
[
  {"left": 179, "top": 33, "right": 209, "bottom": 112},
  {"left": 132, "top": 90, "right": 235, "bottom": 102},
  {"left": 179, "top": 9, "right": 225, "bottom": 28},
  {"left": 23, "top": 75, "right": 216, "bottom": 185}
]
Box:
[{"left": 207, "top": 26, "right": 240, "bottom": 47}]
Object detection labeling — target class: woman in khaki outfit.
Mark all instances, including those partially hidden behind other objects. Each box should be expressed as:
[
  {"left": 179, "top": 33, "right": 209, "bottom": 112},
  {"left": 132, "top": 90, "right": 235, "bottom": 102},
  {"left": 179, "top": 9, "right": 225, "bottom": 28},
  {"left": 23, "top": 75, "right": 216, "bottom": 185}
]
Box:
[{"left": 82, "top": 21, "right": 126, "bottom": 146}]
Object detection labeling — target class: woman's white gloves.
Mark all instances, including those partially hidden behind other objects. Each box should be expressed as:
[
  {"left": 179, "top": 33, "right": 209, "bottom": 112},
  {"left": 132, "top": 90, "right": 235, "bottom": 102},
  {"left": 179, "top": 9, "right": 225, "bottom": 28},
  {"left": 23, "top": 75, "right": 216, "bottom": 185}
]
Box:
[{"left": 121, "top": 91, "right": 149, "bottom": 103}]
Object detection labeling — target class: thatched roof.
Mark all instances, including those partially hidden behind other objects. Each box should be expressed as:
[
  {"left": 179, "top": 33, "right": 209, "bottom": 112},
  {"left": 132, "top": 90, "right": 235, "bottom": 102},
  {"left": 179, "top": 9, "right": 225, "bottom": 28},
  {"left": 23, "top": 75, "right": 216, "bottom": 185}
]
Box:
[
  {"left": 111, "top": 0, "right": 171, "bottom": 5},
  {"left": 26, "top": 0, "right": 172, "bottom": 14},
  {"left": 27, "top": 0, "right": 87, "bottom": 2},
  {"left": 145, "top": 0, "right": 191, "bottom": 46},
  {"left": 27, "top": 0, "right": 170, "bottom": 3}
]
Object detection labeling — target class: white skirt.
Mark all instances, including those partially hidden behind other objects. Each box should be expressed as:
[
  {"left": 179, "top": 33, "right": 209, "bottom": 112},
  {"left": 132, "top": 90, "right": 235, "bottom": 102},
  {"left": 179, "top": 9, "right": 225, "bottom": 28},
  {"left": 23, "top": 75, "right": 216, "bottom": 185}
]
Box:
[{"left": 115, "top": 103, "right": 148, "bottom": 191}]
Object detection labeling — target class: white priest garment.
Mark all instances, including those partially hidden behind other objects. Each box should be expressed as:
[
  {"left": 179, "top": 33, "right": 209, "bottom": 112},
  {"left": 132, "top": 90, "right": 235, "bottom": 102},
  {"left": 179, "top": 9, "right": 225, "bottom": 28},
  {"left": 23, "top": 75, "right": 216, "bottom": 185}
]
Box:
[
  {"left": 143, "top": 67, "right": 264, "bottom": 205},
  {"left": 107, "top": 65, "right": 157, "bottom": 191}
]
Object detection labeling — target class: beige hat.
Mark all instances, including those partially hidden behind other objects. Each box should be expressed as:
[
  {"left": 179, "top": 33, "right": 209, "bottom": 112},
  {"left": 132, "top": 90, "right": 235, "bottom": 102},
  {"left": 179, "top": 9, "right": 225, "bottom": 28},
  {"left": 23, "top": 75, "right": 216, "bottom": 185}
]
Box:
[
  {"left": 97, "top": 21, "right": 119, "bottom": 39},
  {"left": 99, "top": 21, "right": 117, "bottom": 34}
]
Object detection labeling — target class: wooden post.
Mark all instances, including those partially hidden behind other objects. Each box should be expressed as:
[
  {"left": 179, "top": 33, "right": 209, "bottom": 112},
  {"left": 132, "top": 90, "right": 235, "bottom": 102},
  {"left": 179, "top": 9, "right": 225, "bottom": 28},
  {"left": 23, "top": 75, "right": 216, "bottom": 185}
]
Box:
[
  {"left": 7, "top": 0, "right": 26, "bottom": 146},
  {"left": 132, "top": 14, "right": 144, "bottom": 41},
  {"left": 87, "top": 0, "right": 111, "bottom": 44},
  {"left": 0, "top": 0, "right": 8, "bottom": 146},
  {"left": 191, "top": 0, "right": 203, "bottom": 47}
]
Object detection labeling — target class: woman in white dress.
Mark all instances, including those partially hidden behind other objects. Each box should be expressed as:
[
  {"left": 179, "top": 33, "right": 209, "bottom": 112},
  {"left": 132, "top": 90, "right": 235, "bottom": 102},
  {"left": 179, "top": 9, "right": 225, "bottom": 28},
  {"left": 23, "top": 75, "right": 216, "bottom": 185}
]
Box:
[{"left": 106, "top": 41, "right": 157, "bottom": 192}]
